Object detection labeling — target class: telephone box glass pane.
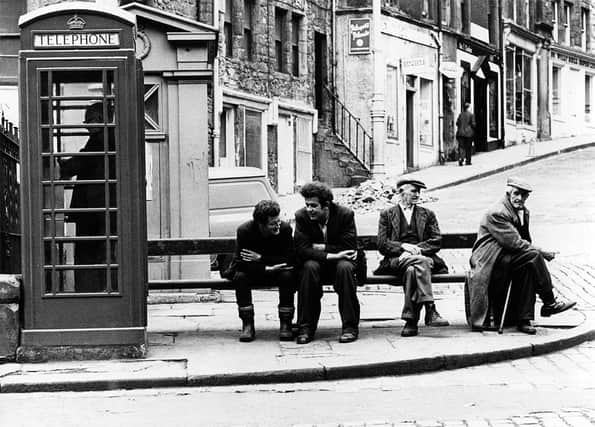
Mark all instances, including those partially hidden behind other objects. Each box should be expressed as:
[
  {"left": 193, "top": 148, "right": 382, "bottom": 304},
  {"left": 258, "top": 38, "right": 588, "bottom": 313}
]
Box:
[{"left": 39, "top": 67, "right": 119, "bottom": 295}]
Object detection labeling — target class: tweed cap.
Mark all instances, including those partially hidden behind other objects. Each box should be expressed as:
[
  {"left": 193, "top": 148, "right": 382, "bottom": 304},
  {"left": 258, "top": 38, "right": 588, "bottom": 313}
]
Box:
[
  {"left": 396, "top": 179, "right": 427, "bottom": 190},
  {"left": 507, "top": 176, "right": 532, "bottom": 193}
]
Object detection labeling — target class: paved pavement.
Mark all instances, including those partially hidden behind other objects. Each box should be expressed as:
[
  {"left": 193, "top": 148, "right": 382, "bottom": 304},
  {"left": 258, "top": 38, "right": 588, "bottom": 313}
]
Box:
[
  {"left": 287, "top": 408, "right": 595, "bottom": 427},
  {"left": 1, "top": 135, "right": 594, "bottom": 394}
]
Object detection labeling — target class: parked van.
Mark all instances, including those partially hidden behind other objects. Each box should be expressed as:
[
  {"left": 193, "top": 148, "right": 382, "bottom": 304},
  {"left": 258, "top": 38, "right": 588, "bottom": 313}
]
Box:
[{"left": 208, "top": 167, "right": 278, "bottom": 271}]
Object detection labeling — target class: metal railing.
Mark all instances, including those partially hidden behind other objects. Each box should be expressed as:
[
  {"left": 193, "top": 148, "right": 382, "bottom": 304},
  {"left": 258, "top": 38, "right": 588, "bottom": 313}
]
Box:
[
  {"left": 0, "top": 113, "right": 20, "bottom": 274},
  {"left": 324, "top": 85, "right": 372, "bottom": 170}
]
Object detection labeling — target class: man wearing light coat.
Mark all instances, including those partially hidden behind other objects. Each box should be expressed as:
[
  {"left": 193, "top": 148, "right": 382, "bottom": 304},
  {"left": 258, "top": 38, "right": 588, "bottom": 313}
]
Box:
[{"left": 468, "top": 177, "right": 576, "bottom": 334}]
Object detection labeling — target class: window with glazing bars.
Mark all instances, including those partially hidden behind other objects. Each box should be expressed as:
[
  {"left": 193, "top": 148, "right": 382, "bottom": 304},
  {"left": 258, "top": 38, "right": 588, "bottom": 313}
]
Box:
[{"left": 40, "top": 69, "right": 118, "bottom": 294}]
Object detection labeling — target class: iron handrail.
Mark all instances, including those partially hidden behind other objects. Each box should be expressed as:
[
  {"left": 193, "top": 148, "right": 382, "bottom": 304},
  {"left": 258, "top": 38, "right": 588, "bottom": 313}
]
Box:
[{"left": 323, "top": 85, "right": 372, "bottom": 170}]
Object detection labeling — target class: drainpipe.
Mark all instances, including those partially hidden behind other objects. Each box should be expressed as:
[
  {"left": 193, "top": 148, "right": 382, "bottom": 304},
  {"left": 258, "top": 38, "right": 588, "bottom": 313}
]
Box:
[
  {"left": 499, "top": 0, "right": 505, "bottom": 148},
  {"left": 370, "top": 0, "right": 385, "bottom": 177},
  {"left": 433, "top": 3, "right": 444, "bottom": 164},
  {"left": 332, "top": 0, "right": 336, "bottom": 92}
]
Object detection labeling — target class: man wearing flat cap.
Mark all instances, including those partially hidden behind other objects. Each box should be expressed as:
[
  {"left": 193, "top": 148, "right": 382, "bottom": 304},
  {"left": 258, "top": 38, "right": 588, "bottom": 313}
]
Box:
[
  {"left": 375, "top": 179, "right": 450, "bottom": 337},
  {"left": 468, "top": 177, "right": 576, "bottom": 334}
]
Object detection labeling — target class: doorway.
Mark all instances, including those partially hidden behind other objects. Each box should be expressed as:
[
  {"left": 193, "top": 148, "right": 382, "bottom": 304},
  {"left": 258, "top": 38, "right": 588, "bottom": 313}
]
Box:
[
  {"left": 314, "top": 32, "right": 327, "bottom": 113},
  {"left": 406, "top": 89, "right": 415, "bottom": 170},
  {"left": 473, "top": 77, "right": 488, "bottom": 152}
]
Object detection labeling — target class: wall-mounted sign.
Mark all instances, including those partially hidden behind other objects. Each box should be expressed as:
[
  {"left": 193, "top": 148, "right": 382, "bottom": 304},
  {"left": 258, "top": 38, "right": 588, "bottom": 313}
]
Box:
[
  {"left": 33, "top": 31, "right": 120, "bottom": 48},
  {"left": 401, "top": 56, "right": 433, "bottom": 76},
  {"left": 439, "top": 61, "right": 463, "bottom": 79},
  {"left": 349, "top": 18, "right": 370, "bottom": 55}
]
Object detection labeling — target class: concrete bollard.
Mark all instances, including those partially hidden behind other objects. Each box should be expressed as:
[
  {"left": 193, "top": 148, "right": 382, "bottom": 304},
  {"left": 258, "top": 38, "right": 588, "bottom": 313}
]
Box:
[{"left": 0, "top": 275, "right": 21, "bottom": 361}]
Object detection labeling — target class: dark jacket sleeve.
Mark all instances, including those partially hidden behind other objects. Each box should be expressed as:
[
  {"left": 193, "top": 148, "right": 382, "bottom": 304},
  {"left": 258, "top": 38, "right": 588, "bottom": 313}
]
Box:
[
  {"left": 235, "top": 225, "right": 266, "bottom": 276},
  {"left": 260, "top": 223, "right": 295, "bottom": 266},
  {"left": 417, "top": 210, "right": 442, "bottom": 255},
  {"left": 324, "top": 208, "right": 357, "bottom": 253},
  {"left": 377, "top": 209, "right": 403, "bottom": 256}
]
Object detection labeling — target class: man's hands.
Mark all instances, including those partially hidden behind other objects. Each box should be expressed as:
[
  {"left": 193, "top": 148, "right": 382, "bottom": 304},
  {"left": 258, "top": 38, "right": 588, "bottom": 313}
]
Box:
[
  {"left": 401, "top": 243, "right": 421, "bottom": 255},
  {"left": 240, "top": 249, "right": 262, "bottom": 263},
  {"left": 540, "top": 250, "right": 557, "bottom": 262},
  {"left": 312, "top": 243, "right": 326, "bottom": 251},
  {"left": 265, "top": 263, "right": 294, "bottom": 272},
  {"left": 327, "top": 249, "right": 357, "bottom": 261}
]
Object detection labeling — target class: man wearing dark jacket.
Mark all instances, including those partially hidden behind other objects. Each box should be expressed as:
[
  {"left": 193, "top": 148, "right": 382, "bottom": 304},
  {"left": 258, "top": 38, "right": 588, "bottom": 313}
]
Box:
[
  {"left": 224, "top": 200, "right": 296, "bottom": 342},
  {"left": 294, "top": 181, "right": 360, "bottom": 344},
  {"left": 468, "top": 177, "right": 576, "bottom": 334},
  {"left": 456, "top": 102, "right": 476, "bottom": 166},
  {"left": 375, "top": 179, "right": 450, "bottom": 337}
]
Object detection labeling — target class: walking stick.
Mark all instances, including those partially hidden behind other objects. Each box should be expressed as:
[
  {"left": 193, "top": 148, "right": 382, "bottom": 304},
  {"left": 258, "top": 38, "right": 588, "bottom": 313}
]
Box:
[{"left": 498, "top": 281, "right": 513, "bottom": 334}]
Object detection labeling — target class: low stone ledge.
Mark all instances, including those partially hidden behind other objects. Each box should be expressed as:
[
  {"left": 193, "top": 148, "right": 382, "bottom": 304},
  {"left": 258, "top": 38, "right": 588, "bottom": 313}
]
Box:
[
  {"left": 0, "top": 275, "right": 20, "bottom": 303},
  {"left": 16, "top": 344, "right": 147, "bottom": 363},
  {"left": 0, "top": 303, "right": 19, "bottom": 361}
]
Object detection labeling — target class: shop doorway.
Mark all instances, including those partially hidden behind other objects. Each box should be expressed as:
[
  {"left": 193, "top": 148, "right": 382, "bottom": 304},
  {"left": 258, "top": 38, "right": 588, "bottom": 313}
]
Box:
[
  {"left": 406, "top": 89, "right": 415, "bottom": 170},
  {"left": 473, "top": 77, "right": 488, "bottom": 152}
]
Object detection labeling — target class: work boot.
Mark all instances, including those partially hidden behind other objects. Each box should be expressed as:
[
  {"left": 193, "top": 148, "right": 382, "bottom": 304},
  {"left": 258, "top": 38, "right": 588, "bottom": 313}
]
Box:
[
  {"left": 238, "top": 305, "right": 255, "bottom": 342},
  {"left": 424, "top": 302, "right": 450, "bottom": 327},
  {"left": 540, "top": 300, "right": 577, "bottom": 317},
  {"left": 517, "top": 320, "right": 536, "bottom": 335},
  {"left": 278, "top": 306, "right": 295, "bottom": 341},
  {"left": 401, "top": 320, "right": 418, "bottom": 337}
]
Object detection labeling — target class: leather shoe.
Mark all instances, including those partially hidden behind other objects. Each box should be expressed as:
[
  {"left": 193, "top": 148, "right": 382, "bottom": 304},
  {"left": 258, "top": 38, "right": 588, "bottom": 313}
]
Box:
[
  {"left": 517, "top": 321, "right": 536, "bottom": 335},
  {"left": 339, "top": 331, "right": 358, "bottom": 343},
  {"left": 425, "top": 304, "right": 450, "bottom": 327},
  {"left": 540, "top": 300, "right": 576, "bottom": 317},
  {"left": 401, "top": 321, "right": 418, "bottom": 337},
  {"left": 296, "top": 333, "right": 313, "bottom": 344}
]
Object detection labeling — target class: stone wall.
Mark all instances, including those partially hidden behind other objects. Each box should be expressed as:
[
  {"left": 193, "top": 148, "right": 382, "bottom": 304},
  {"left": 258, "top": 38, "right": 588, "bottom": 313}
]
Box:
[{"left": 0, "top": 275, "right": 20, "bottom": 361}]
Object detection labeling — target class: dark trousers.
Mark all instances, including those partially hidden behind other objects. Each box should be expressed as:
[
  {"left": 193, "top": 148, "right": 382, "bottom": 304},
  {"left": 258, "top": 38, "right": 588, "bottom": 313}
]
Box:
[
  {"left": 490, "top": 249, "right": 555, "bottom": 324},
  {"left": 297, "top": 259, "right": 360, "bottom": 335},
  {"left": 458, "top": 136, "right": 473, "bottom": 165},
  {"left": 233, "top": 270, "right": 296, "bottom": 308},
  {"left": 388, "top": 255, "right": 435, "bottom": 321}
]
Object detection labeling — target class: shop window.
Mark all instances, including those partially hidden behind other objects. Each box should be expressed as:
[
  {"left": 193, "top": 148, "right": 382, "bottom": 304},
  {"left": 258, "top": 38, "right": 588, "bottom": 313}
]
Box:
[
  {"left": 460, "top": 0, "right": 469, "bottom": 33},
  {"left": 460, "top": 62, "right": 471, "bottom": 107},
  {"left": 275, "top": 8, "right": 287, "bottom": 73},
  {"left": 224, "top": 0, "right": 233, "bottom": 57},
  {"left": 507, "top": 46, "right": 532, "bottom": 125},
  {"left": 385, "top": 66, "right": 398, "bottom": 139},
  {"left": 245, "top": 110, "right": 262, "bottom": 168},
  {"left": 552, "top": 66, "right": 561, "bottom": 115},
  {"left": 422, "top": 0, "right": 435, "bottom": 21},
  {"left": 419, "top": 79, "right": 433, "bottom": 146},
  {"left": 244, "top": 0, "right": 254, "bottom": 61},
  {"left": 292, "top": 14, "right": 302, "bottom": 77},
  {"left": 488, "top": 78, "right": 498, "bottom": 138}
]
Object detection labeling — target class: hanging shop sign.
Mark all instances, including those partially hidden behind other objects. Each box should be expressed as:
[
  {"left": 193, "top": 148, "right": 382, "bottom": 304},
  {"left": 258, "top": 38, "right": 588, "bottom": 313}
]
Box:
[{"left": 439, "top": 61, "right": 463, "bottom": 79}]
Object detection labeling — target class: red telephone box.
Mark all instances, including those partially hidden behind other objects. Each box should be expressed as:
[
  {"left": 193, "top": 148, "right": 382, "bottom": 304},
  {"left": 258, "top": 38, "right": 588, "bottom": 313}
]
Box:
[{"left": 18, "top": 3, "right": 147, "bottom": 357}]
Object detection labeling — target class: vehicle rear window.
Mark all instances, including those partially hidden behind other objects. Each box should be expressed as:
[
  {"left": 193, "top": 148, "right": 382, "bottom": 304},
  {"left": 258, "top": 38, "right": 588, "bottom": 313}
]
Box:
[{"left": 209, "top": 180, "right": 272, "bottom": 210}]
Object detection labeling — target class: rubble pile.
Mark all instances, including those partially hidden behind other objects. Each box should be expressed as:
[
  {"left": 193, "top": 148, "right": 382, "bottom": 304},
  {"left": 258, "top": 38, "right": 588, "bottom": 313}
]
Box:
[{"left": 337, "top": 178, "right": 438, "bottom": 214}]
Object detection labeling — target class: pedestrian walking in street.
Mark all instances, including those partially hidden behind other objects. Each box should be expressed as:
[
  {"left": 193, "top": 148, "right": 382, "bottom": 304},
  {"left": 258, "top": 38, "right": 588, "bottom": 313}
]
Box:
[
  {"left": 456, "top": 102, "right": 475, "bottom": 166},
  {"left": 467, "top": 177, "right": 576, "bottom": 334},
  {"left": 222, "top": 200, "right": 296, "bottom": 342},
  {"left": 294, "top": 181, "right": 360, "bottom": 344},
  {"left": 373, "top": 179, "right": 450, "bottom": 337}
]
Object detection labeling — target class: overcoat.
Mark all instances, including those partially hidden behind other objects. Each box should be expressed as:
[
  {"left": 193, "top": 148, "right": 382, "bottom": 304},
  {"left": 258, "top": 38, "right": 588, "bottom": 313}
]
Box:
[
  {"left": 468, "top": 195, "right": 533, "bottom": 329},
  {"left": 375, "top": 205, "right": 448, "bottom": 275},
  {"left": 456, "top": 110, "right": 476, "bottom": 138}
]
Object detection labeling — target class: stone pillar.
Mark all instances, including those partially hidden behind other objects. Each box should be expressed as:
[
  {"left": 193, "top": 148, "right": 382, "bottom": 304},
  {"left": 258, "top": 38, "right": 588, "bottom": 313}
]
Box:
[
  {"left": 537, "top": 43, "right": 551, "bottom": 140},
  {"left": 0, "top": 275, "right": 20, "bottom": 361}
]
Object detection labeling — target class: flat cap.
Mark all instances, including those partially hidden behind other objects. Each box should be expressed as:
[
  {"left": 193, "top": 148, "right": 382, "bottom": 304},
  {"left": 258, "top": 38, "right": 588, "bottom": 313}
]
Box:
[
  {"left": 507, "top": 176, "right": 532, "bottom": 192},
  {"left": 396, "top": 179, "right": 427, "bottom": 190}
]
